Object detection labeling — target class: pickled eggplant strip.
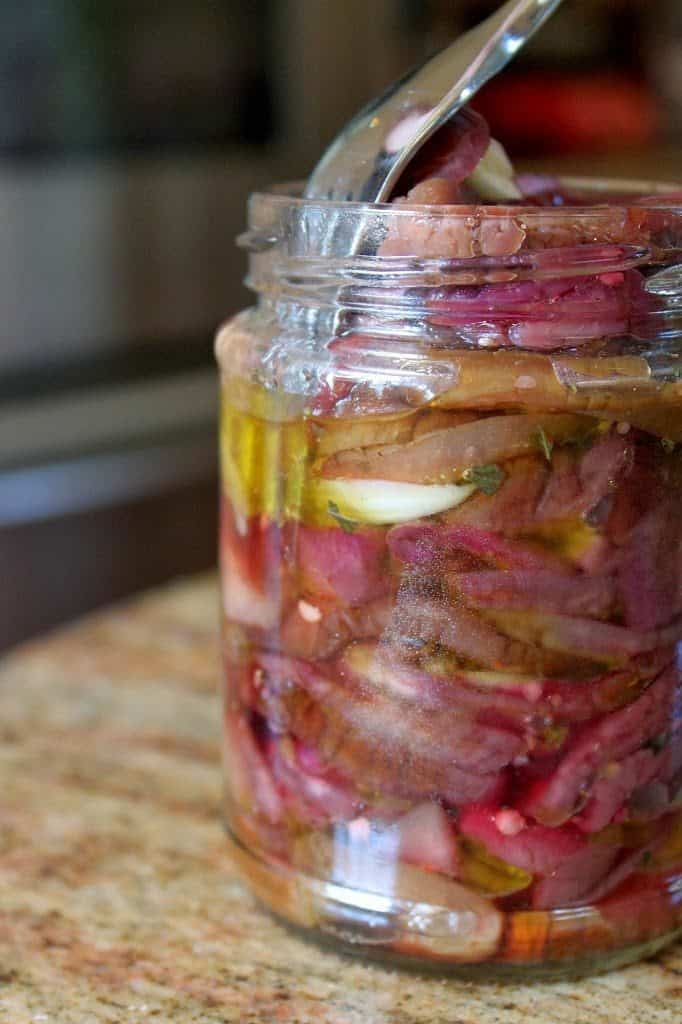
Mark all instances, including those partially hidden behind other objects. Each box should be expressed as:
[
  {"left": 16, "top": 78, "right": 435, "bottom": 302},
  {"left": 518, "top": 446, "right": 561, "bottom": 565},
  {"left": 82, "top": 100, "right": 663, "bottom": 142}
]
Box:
[{"left": 319, "top": 413, "right": 597, "bottom": 484}]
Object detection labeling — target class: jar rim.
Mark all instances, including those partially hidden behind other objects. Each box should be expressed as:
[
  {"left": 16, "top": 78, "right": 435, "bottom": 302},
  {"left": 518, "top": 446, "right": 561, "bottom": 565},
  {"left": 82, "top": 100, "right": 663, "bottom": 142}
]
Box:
[{"left": 250, "top": 177, "right": 682, "bottom": 218}]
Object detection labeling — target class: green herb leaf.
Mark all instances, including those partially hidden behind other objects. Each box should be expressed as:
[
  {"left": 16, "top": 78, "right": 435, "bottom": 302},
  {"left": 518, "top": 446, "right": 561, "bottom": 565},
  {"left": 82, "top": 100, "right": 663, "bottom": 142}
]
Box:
[
  {"left": 463, "top": 464, "right": 505, "bottom": 496},
  {"left": 327, "top": 500, "right": 359, "bottom": 534},
  {"left": 562, "top": 429, "right": 599, "bottom": 453},
  {"left": 535, "top": 426, "right": 554, "bottom": 463},
  {"left": 646, "top": 732, "right": 669, "bottom": 754},
  {"left": 661, "top": 438, "right": 676, "bottom": 454},
  {"left": 540, "top": 723, "right": 569, "bottom": 750}
]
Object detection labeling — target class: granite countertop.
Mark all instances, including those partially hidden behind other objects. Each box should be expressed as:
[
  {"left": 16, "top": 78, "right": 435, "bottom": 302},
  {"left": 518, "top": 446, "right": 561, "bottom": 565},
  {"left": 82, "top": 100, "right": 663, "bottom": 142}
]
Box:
[{"left": 1, "top": 575, "right": 681, "bottom": 1024}]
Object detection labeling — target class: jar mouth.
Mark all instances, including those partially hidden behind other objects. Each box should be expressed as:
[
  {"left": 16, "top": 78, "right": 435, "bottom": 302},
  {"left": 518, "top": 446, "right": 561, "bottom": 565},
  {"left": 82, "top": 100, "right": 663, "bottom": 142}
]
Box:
[
  {"left": 248, "top": 177, "right": 682, "bottom": 217},
  {"left": 239, "top": 177, "right": 682, "bottom": 270}
]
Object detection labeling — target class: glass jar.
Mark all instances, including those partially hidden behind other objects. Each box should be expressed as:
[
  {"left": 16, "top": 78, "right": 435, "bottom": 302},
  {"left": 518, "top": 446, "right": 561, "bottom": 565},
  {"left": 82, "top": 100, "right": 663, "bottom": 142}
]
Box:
[{"left": 216, "top": 183, "right": 682, "bottom": 979}]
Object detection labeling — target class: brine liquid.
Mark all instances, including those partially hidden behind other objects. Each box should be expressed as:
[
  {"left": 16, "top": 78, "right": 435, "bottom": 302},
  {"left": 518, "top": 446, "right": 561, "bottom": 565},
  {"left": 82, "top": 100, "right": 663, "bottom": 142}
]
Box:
[{"left": 219, "top": 346, "right": 682, "bottom": 972}]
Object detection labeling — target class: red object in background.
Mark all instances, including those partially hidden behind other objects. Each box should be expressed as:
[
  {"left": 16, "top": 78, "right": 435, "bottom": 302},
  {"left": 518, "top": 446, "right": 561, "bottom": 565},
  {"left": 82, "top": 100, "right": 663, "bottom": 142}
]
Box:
[{"left": 474, "top": 73, "right": 660, "bottom": 155}]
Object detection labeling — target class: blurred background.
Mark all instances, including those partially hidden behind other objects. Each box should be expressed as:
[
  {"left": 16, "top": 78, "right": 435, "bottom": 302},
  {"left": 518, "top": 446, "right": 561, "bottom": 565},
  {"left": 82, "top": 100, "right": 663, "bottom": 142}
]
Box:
[{"left": 1, "top": 0, "right": 681, "bottom": 650}]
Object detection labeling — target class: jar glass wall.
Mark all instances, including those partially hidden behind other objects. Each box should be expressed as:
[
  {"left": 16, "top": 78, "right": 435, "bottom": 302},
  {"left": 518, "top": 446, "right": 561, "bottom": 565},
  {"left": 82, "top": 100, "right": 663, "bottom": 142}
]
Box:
[{"left": 216, "top": 185, "right": 682, "bottom": 978}]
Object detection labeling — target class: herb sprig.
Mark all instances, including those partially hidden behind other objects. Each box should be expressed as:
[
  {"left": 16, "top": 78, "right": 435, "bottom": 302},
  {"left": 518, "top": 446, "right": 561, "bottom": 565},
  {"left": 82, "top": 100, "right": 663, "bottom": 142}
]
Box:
[
  {"left": 327, "top": 500, "right": 359, "bottom": 533},
  {"left": 463, "top": 463, "right": 505, "bottom": 496},
  {"left": 535, "top": 426, "right": 554, "bottom": 463}
]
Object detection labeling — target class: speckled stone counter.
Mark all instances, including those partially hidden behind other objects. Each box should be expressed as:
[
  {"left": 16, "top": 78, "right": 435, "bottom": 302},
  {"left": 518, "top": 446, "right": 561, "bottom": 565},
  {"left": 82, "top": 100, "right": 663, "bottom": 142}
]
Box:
[{"left": 1, "top": 575, "right": 681, "bottom": 1023}]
